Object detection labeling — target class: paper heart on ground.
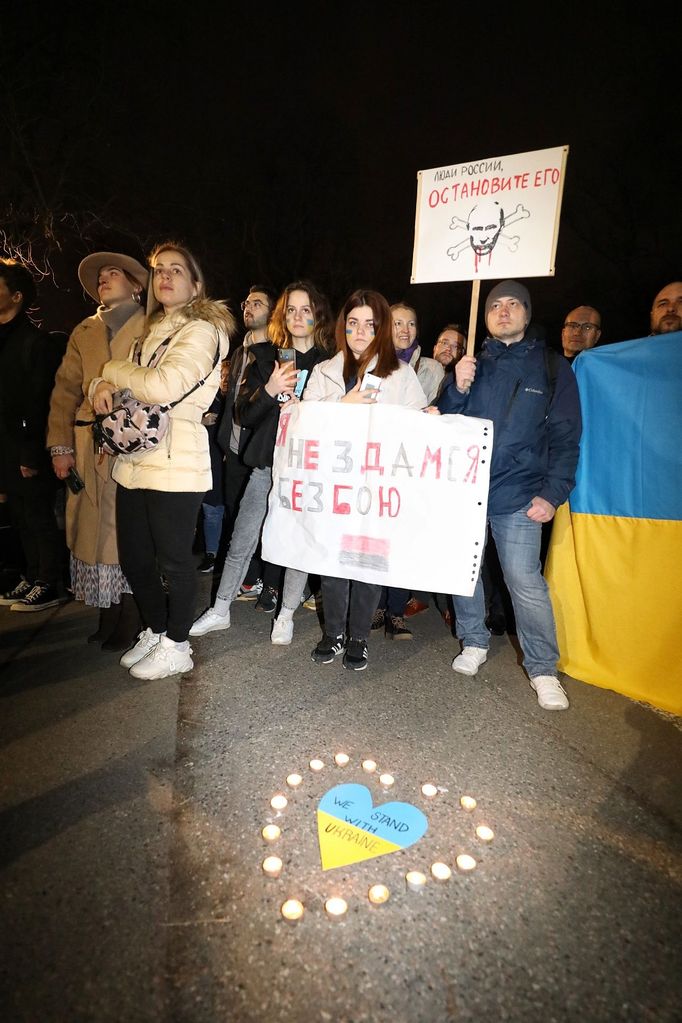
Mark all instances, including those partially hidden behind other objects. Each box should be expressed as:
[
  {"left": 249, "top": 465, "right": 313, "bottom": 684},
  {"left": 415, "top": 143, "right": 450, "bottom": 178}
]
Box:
[{"left": 317, "top": 783, "right": 428, "bottom": 870}]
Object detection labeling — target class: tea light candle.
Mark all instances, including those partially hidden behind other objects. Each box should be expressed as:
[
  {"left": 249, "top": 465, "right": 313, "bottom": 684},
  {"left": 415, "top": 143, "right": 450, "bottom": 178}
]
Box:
[
  {"left": 281, "top": 899, "right": 304, "bottom": 922},
  {"left": 405, "top": 870, "right": 427, "bottom": 892},
  {"left": 270, "top": 794, "right": 288, "bottom": 811},
  {"left": 286, "top": 773, "right": 303, "bottom": 788},
  {"left": 261, "top": 824, "right": 281, "bottom": 843},
  {"left": 476, "top": 824, "right": 494, "bottom": 843},
  {"left": 421, "top": 783, "right": 438, "bottom": 799},
  {"left": 368, "top": 884, "right": 390, "bottom": 905},
  {"left": 460, "top": 795, "right": 477, "bottom": 811},
  {"left": 430, "top": 861, "right": 452, "bottom": 882},
  {"left": 309, "top": 758, "right": 324, "bottom": 772},
  {"left": 324, "top": 897, "right": 348, "bottom": 919},
  {"left": 362, "top": 759, "right": 377, "bottom": 774},
  {"left": 379, "top": 773, "right": 395, "bottom": 788},
  {"left": 334, "top": 752, "right": 350, "bottom": 767},
  {"left": 262, "top": 855, "right": 283, "bottom": 878},
  {"left": 456, "top": 854, "right": 477, "bottom": 872}
]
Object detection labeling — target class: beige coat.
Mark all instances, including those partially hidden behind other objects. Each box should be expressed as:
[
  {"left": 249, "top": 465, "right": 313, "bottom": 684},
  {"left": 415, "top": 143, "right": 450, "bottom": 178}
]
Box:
[
  {"left": 409, "top": 346, "right": 445, "bottom": 404},
  {"left": 47, "top": 308, "right": 145, "bottom": 565},
  {"left": 96, "top": 304, "right": 231, "bottom": 493},
  {"left": 304, "top": 351, "right": 427, "bottom": 408}
]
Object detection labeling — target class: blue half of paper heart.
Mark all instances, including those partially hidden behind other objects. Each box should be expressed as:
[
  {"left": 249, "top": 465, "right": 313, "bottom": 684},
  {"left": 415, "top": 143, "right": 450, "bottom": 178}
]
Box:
[{"left": 318, "top": 783, "right": 428, "bottom": 846}]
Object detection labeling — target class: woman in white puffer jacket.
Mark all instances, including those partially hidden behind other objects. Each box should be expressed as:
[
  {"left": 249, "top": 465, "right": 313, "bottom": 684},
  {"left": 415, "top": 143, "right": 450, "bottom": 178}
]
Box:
[
  {"left": 304, "top": 289, "right": 426, "bottom": 672},
  {"left": 91, "top": 242, "right": 235, "bottom": 680}
]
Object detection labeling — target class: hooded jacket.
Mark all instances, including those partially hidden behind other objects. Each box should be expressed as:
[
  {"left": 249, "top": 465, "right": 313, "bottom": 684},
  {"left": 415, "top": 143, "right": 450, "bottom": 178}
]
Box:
[
  {"left": 91, "top": 300, "right": 233, "bottom": 492},
  {"left": 437, "top": 334, "right": 581, "bottom": 514}
]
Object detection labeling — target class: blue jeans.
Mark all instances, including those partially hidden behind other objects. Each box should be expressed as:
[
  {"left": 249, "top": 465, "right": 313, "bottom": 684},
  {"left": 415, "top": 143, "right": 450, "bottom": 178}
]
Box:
[
  {"left": 201, "top": 502, "right": 224, "bottom": 555},
  {"left": 452, "top": 504, "right": 559, "bottom": 678}
]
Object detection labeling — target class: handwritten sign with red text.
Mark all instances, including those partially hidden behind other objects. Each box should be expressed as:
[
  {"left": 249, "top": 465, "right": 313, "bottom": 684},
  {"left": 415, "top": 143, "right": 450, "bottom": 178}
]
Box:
[
  {"left": 261, "top": 402, "right": 492, "bottom": 596},
  {"left": 412, "top": 145, "right": 568, "bottom": 283}
]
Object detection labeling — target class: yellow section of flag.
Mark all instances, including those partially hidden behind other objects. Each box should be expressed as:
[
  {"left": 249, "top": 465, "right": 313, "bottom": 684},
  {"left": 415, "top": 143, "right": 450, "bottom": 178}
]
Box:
[{"left": 546, "top": 505, "right": 682, "bottom": 714}]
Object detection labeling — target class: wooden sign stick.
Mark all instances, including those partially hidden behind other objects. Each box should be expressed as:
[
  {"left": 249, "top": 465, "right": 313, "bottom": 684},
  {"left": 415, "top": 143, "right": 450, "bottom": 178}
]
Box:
[{"left": 466, "top": 279, "right": 480, "bottom": 357}]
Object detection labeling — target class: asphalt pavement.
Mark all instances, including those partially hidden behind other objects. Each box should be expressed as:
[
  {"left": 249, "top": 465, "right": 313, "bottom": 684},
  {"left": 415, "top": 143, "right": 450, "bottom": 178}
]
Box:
[{"left": 1, "top": 579, "right": 681, "bottom": 1023}]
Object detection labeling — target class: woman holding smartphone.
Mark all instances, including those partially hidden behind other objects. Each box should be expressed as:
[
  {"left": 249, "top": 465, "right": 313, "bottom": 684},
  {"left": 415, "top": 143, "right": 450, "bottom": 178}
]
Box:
[
  {"left": 303, "top": 289, "right": 427, "bottom": 671},
  {"left": 190, "top": 280, "right": 333, "bottom": 638},
  {"left": 47, "top": 251, "right": 148, "bottom": 649}
]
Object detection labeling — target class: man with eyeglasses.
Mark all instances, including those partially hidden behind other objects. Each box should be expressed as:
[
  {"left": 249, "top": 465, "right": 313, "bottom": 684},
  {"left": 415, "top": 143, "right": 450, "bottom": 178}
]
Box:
[
  {"left": 216, "top": 285, "right": 275, "bottom": 599},
  {"left": 433, "top": 324, "right": 466, "bottom": 371},
  {"left": 650, "top": 282, "right": 682, "bottom": 335},
  {"left": 561, "top": 306, "right": 602, "bottom": 360},
  {"left": 437, "top": 280, "right": 581, "bottom": 711}
]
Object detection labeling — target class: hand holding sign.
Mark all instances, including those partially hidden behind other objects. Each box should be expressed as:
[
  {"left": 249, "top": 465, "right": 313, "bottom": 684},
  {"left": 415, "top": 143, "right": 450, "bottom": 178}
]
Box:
[{"left": 455, "top": 355, "right": 477, "bottom": 394}]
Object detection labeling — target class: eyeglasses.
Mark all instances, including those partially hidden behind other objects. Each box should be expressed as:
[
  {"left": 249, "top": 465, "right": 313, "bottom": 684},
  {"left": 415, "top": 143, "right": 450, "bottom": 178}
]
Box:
[
  {"left": 436, "top": 339, "right": 464, "bottom": 351},
  {"left": 563, "top": 321, "right": 599, "bottom": 333},
  {"left": 241, "top": 298, "right": 267, "bottom": 311}
]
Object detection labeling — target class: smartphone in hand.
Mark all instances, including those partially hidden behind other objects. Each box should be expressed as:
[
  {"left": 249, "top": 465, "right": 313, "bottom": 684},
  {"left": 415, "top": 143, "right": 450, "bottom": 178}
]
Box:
[
  {"left": 361, "top": 372, "right": 382, "bottom": 398},
  {"left": 277, "top": 348, "right": 296, "bottom": 370},
  {"left": 65, "top": 467, "right": 85, "bottom": 494}
]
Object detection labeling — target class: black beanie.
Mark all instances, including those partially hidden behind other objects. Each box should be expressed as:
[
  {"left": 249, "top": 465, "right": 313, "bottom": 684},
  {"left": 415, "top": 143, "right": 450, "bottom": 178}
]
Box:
[{"left": 484, "top": 280, "right": 532, "bottom": 322}]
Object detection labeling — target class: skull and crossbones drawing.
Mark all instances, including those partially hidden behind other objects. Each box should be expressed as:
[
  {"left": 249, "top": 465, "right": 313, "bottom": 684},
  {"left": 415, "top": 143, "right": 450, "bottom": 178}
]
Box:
[{"left": 447, "top": 201, "right": 530, "bottom": 271}]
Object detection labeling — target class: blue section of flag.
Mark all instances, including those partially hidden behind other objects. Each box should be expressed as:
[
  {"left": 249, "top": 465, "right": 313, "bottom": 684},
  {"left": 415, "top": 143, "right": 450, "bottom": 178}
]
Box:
[
  {"left": 318, "top": 783, "right": 428, "bottom": 846},
  {"left": 570, "top": 332, "right": 682, "bottom": 519}
]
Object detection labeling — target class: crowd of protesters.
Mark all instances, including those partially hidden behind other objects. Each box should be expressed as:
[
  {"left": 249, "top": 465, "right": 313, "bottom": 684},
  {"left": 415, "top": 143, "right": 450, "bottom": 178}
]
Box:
[{"left": 1, "top": 251, "right": 679, "bottom": 708}]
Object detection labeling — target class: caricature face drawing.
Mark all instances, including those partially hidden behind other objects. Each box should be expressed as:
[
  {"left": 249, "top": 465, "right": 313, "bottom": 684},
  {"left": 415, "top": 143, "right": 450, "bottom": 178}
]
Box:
[{"left": 467, "top": 201, "right": 504, "bottom": 256}]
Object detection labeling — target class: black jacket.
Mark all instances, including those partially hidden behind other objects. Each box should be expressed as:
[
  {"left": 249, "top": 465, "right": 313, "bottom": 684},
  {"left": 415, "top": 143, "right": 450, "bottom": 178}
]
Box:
[
  {"left": 235, "top": 342, "right": 328, "bottom": 469},
  {"left": 0, "top": 313, "right": 61, "bottom": 491}
]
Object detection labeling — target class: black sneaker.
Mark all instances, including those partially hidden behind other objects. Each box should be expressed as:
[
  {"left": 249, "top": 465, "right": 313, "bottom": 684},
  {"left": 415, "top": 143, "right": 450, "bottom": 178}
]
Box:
[
  {"left": 311, "top": 633, "right": 345, "bottom": 664},
  {"left": 255, "top": 586, "right": 278, "bottom": 613},
  {"left": 343, "top": 638, "right": 368, "bottom": 671},
  {"left": 386, "top": 615, "right": 412, "bottom": 640},
  {"left": 0, "top": 578, "right": 32, "bottom": 606},
  {"left": 196, "top": 553, "right": 216, "bottom": 574},
  {"left": 10, "top": 581, "right": 60, "bottom": 613},
  {"left": 370, "top": 608, "right": 385, "bottom": 631}
]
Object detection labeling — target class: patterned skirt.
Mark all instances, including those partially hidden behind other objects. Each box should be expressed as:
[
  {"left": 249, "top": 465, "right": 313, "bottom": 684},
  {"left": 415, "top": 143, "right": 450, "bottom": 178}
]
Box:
[{"left": 69, "top": 555, "right": 132, "bottom": 608}]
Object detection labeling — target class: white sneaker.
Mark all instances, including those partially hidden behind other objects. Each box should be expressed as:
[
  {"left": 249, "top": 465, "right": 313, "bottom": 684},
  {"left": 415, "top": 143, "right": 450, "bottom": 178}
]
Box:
[
  {"left": 530, "top": 675, "right": 569, "bottom": 710},
  {"left": 189, "top": 606, "right": 230, "bottom": 637},
  {"left": 120, "top": 628, "right": 162, "bottom": 668},
  {"left": 271, "top": 615, "right": 294, "bottom": 645},
  {"left": 451, "top": 645, "right": 488, "bottom": 675},
  {"left": 129, "top": 635, "right": 194, "bottom": 680}
]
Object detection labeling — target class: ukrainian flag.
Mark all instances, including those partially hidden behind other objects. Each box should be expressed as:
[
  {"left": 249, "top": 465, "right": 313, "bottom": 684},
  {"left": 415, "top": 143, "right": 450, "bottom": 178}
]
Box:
[{"left": 546, "top": 331, "right": 682, "bottom": 714}]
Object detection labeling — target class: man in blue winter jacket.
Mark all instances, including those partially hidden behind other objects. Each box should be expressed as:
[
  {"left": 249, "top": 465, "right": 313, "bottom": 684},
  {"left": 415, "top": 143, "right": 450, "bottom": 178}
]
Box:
[{"left": 437, "top": 280, "right": 581, "bottom": 710}]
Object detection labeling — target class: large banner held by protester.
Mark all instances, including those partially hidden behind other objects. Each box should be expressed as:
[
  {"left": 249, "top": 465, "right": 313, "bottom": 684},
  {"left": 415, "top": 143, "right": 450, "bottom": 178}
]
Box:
[
  {"left": 262, "top": 402, "right": 493, "bottom": 596},
  {"left": 412, "top": 145, "right": 568, "bottom": 283}
]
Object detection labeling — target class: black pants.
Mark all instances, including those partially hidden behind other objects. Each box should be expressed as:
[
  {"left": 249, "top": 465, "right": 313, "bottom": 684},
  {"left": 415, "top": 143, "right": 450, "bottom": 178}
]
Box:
[
  {"left": 6, "top": 481, "right": 64, "bottom": 588},
  {"left": 116, "top": 487, "right": 204, "bottom": 642},
  {"left": 320, "top": 576, "right": 382, "bottom": 641},
  {"left": 378, "top": 586, "right": 410, "bottom": 617}
]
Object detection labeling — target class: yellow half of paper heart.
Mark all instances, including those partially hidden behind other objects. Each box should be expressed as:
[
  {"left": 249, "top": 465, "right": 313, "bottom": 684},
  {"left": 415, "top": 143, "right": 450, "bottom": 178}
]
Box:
[{"left": 317, "top": 809, "right": 403, "bottom": 870}]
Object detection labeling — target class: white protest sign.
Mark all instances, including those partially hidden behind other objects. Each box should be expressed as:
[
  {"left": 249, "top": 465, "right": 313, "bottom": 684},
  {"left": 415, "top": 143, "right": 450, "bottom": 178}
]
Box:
[
  {"left": 411, "top": 145, "right": 568, "bottom": 283},
  {"left": 261, "top": 402, "right": 492, "bottom": 597}
]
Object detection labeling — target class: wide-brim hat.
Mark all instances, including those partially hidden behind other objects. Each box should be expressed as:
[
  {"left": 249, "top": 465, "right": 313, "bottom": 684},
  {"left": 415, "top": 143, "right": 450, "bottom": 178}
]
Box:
[{"left": 78, "top": 251, "right": 149, "bottom": 303}]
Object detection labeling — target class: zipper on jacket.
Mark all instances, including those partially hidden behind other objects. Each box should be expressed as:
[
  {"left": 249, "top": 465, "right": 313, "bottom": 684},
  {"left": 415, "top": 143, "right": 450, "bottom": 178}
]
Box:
[{"left": 502, "top": 380, "right": 521, "bottom": 423}]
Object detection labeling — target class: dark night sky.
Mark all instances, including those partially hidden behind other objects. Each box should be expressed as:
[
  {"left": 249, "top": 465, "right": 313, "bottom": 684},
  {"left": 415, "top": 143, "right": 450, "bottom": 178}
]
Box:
[{"left": 4, "top": 3, "right": 680, "bottom": 348}]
